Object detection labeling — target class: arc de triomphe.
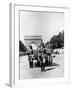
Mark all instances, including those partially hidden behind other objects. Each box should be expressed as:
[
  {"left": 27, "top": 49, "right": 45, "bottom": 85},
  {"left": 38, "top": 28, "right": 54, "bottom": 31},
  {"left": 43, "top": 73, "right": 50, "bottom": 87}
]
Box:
[{"left": 24, "top": 36, "right": 42, "bottom": 47}]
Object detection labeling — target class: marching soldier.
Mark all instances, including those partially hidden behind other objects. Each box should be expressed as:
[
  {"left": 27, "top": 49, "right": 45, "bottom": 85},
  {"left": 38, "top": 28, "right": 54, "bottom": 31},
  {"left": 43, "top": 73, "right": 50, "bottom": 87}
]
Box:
[
  {"left": 28, "top": 45, "right": 34, "bottom": 68},
  {"left": 46, "top": 44, "right": 53, "bottom": 65},
  {"left": 38, "top": 42, "right": 46, "bottom": 72}
]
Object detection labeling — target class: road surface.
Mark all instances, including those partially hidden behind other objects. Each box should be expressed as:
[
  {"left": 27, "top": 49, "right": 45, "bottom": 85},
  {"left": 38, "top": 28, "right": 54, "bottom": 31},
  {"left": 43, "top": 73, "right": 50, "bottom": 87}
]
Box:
[{"left": 19, "top": 54, "right": 64, "bottom": 79}]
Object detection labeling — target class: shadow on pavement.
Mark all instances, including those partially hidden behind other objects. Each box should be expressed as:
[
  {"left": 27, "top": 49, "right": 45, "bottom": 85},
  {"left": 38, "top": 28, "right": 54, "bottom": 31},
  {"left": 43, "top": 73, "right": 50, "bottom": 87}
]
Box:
[
  {"left": 45, "top": 67, "right": 55, "bottom": 71},
  {"left": 52, "top": 62, "right": 60, "bottom": 66},
  {"left": 32, "top": 62, "right": 60, "bottom": 68}
]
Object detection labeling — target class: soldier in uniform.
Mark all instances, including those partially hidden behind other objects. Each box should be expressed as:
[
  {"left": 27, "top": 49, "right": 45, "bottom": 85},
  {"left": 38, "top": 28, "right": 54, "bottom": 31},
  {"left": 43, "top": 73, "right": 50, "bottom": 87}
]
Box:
[
  {"left": 46, "top": 44, "right": 53, "bottom": 65},
  {"left": 28, "top": 45, "right": 34, "bottom": 68},
  {"left": 38, "top": 43, "right": 46, "bottom": 72}
]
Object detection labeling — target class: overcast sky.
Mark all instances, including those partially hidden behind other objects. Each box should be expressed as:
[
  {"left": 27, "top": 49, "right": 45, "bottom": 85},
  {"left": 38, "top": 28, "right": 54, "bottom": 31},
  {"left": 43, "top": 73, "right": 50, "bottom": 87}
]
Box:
[{"left": 20, "top": 11, "right": 64, "bottom": 44}]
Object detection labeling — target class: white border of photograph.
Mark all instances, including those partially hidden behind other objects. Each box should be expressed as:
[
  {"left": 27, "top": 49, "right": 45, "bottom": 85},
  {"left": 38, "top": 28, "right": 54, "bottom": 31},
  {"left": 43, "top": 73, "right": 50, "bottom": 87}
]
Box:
[{"left": 9, "top": 3, "right": 70, "bottom": 87}]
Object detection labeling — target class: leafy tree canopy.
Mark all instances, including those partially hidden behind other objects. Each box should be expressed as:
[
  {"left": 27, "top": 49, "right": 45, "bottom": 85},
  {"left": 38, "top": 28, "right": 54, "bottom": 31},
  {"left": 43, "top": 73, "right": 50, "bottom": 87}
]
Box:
[
  {"left": 49, "top": 30, "right": 64, "bottom": 49},
  {"left": 19, "top": 40, "right": 27, "bottom": 52}
]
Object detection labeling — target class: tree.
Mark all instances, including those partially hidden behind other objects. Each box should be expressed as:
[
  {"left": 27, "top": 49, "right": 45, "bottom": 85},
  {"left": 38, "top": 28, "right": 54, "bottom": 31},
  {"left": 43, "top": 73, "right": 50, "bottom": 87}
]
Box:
[
  {"left": 50, "top": 31, "right": 64, "bottom": 49},
  {"left": 19, "top": 40, "right": 27, "bottom": 52},
  {"left": 50, "top": 35, "right": 58, "bottom": 49}
]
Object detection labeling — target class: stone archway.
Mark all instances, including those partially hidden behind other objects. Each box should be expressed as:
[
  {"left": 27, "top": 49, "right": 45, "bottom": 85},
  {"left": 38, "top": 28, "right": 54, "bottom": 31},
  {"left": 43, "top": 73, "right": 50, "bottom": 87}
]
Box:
[{"left": 24, "top": 36, "right": 42, "bottom": 47}]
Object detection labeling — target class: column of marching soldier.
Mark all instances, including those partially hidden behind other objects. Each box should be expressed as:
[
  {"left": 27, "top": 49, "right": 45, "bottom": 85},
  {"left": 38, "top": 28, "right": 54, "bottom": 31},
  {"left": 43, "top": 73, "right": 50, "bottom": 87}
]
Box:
[{"left": 26, "top": 42, "right": 53, "bottom": 72}]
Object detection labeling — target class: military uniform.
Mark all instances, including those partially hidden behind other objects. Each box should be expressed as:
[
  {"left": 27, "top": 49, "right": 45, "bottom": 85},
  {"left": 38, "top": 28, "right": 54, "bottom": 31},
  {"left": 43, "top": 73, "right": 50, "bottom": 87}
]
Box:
[{"left": 38, "top": 43, "right": 46, "bottom": 72}]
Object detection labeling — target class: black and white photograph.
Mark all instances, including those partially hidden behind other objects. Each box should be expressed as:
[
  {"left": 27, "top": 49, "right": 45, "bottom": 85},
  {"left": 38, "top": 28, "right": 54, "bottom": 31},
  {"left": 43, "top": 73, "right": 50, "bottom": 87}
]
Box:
[{"left": 19, "top": 10, "right": 64, "bottom": 79}]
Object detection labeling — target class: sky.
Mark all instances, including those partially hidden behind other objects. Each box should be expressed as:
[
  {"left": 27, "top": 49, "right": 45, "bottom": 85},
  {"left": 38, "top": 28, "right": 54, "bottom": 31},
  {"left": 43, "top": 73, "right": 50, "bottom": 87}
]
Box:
[{"left": 20, "top": 11, "right": 64, "bottom": 44}]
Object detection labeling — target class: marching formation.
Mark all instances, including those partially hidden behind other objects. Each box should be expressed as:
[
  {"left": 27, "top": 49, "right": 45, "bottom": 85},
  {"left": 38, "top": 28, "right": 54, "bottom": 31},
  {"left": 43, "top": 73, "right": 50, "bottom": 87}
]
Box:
[{"left": 25, "top": 42, "right": 55, "bottom": 72}]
